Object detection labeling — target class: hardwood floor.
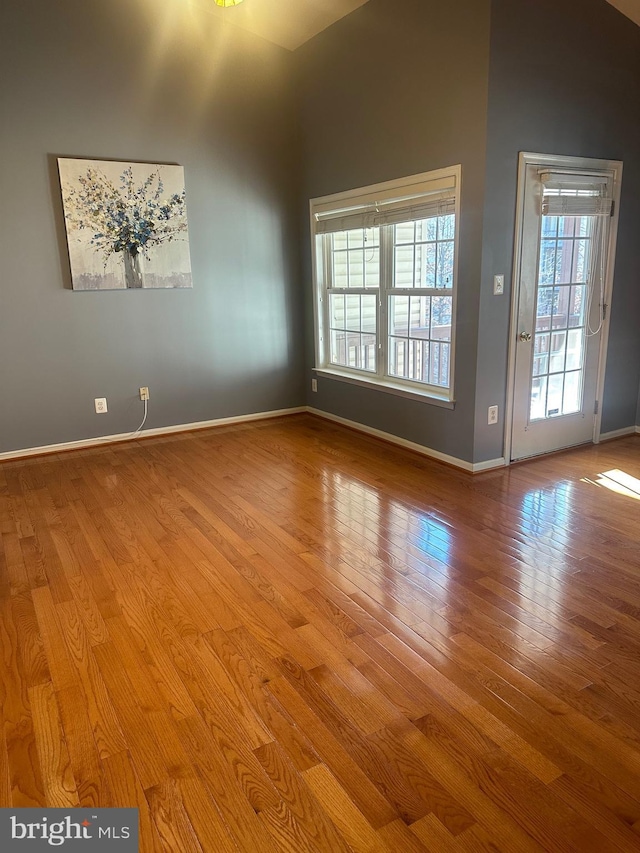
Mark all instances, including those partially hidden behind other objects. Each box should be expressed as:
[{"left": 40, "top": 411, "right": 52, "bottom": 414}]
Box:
[{"left": 1, "top": 413, "right": 639, "bottom": 851}]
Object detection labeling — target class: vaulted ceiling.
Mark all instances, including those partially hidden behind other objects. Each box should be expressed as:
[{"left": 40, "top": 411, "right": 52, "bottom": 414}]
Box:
[
  {"left": 207, "top": 0, "right": 639, "bottom": 51},
  {"left": 607, "top": 0, "right": 640, "bottom": 27},
  {"left": 210, "top": 0, "right": 370, "bottom": 51}
]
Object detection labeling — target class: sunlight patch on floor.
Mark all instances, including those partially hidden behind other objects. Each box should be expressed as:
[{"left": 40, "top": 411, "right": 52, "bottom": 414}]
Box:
[{"left": 582, "top": 468, "right": 640, "bottom": 501}]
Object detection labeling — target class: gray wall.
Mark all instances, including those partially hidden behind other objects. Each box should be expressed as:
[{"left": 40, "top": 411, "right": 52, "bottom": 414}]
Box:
[
  {"left": 297, "top": 0, "right": 639, "bottom": 465},
  {"left": 2, "top": 0, "right": 637, "bottom": 460},
  {"left": 295, "top": 0, "right": 492, "bottom": 463},
  {"left": 0, "top": 0, "right": 303, "bottom": 454},
  {"left": 475, "top": 0, "right": 640, "bottom": 460}
]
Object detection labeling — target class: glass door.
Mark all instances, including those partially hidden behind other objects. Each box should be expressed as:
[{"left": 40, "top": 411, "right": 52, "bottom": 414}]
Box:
[{"left": 510, "top": 157, "right": 619, "bottom": 461}]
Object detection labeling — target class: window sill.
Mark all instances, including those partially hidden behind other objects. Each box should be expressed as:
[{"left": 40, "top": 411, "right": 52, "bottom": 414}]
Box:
[{"left": 313, "top": 368, "right": 455, "bottom": 409}]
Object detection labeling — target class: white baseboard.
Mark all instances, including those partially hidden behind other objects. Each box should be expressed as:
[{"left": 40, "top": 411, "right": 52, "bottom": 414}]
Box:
[
  {"left": 599, "top": 425, "right": 639, "bottom": 442},
  {"left": 0, "top": 407, "right": 306, "bottom": 462},
  {"left": 307, "top": 407, "right": 506, "bottom": 473},
  {"left": 4, "top": 401, "right": 633, "bottom": 468},
  {"left": 1, "top": 403, "right": 510, "bottom": 472}
]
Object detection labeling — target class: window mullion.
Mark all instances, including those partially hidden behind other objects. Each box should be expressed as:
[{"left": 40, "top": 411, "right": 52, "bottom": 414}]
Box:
[
  {"left": 391, "top": 288, "right": 444, "bottom": 296},
  {"left": 321, "top": 236, "right": 333, "bottom": 367},
  {"left": 379, "top": 225, "right": 393, "bottom": 380}
]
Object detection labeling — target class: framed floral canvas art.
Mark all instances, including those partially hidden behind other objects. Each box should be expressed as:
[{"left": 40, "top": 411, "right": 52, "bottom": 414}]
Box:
[{"left": 58, "top": 158, "right": 193, "bottom": 290}]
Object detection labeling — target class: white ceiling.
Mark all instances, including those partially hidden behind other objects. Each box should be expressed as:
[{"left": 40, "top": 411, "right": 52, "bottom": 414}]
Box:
[
  {"left": 209, "top": 0, "right": 639, "bottom": 51},
  {"left": 210, "top": 0, "right": 371, "bottom": 51}
]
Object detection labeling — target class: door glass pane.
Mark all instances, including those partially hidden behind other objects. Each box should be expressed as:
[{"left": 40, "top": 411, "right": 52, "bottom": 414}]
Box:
[
  {"left": 554, "top": 240, "right": 573, "bottom": 283},
  {"left": 566, "top": 328, "right": 584, "bottom": 370},
  {"left": 563, "top": 371, "right": 582, "bottom": 414},
  {"left": 542, "top": 216, "right": 558, "bottom": 238},
  {"left": 547, "top": 374, "right": 564, "bottom": 417},
  {"left": 530, "top": 376, "right": 547, "bottom": 421},
  {"left": 533, "top": 352, "right": 547, "bottom": 377},
  {"left": 534, "top": 332, "right": 550, "bottom": 377},
  {"left": 549, "top": 331, "right": 567, "bottom": 373},
  {"left": 572, "top": 240, "right": 588, "bottom": 282},
  {"left": 539, "top": 241, "right": 556, "bottom": 284},
  {"left": 552, "top": 286, "right": 570, "bottom": 329},
  {"left": 536, "top": 287, "right": 553, "bottom": 331},
  {"left": 569, "top": 285, "right": 586, "bottom": 326},
  {"left": 576, "top": 216, "right": 591, "bottom": 237}
]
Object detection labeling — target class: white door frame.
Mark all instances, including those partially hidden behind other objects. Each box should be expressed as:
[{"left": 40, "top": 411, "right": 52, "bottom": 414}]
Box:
[{"left": 504, "top": 152, "right": 623, "bottom": 464}]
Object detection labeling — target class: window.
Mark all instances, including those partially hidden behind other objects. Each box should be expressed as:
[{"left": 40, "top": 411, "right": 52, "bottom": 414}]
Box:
[{"left": 311, "top": 167, "right": 460, "bottom": 402}]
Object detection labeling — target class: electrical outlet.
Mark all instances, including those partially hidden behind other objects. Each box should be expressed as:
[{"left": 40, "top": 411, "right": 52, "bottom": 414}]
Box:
[
  {"left": 139, "top": 387, "right": 150, "bottom": 401},
  {"left": 488, "top": 405, "right": 498, "bottom": 425},
  {"left": 95, "top": 397, "right": 108, "bottom": 414},
  {"left": 311, "top": 378, "right": 318, "bottom": 393},
  {"left": 493, "top": 274, "right": 504, "bottom": 295}
]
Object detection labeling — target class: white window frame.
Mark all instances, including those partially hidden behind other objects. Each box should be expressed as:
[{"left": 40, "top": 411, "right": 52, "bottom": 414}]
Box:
[{"left": 310, "top": 166, "right": 461, "bottom": 407}]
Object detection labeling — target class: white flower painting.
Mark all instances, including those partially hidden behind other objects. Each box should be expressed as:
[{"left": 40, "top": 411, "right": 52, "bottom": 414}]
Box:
[{"left": 58, "top": 158, "right": 193, "bottom": 290}]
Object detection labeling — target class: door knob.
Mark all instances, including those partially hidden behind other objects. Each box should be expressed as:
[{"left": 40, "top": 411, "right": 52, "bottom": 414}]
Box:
[{"left": 519, "top": 331, "right": 532, "bottom": 342}]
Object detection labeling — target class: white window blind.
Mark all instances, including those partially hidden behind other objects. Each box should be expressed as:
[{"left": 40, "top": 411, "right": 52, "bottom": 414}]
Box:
[
  {"left": 539, "top": 170, "right": 614, "bottom": 217},
  {"left": 541, "top": 196, "right": 614, "bottom": 217},
  {"left": 314, "top": 175, "right": 456, "bottom": 234}
]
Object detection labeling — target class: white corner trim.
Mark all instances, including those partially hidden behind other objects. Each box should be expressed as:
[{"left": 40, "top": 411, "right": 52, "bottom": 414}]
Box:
[
  {"left": 599, "top": 425, "right": 639, "bottom": 442},
  {"left": 471, "top": 456, "right": 508, "bottom": 472},
  {"left": 0, "top": 407, "right": 306, "bottom": 462},
  {"left": 307, "top": 407, "right": 506, "bottom": 473}
]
